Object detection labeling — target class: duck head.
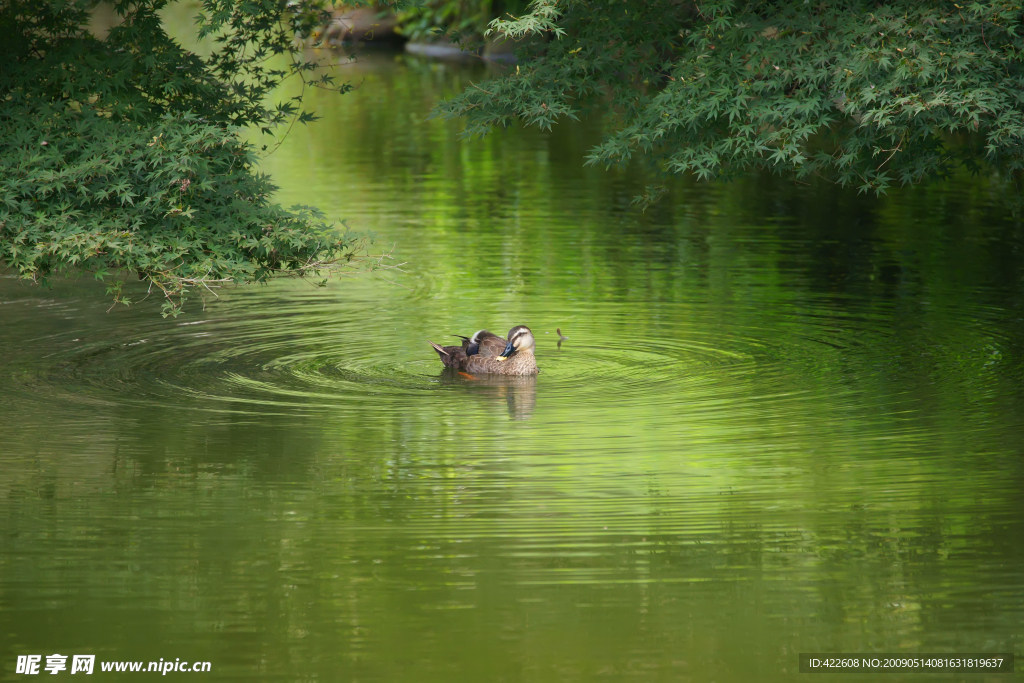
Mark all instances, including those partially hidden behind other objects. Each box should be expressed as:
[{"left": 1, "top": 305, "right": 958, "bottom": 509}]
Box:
[{"left": 497, "top": 325, "right": 536, "bottom": 361}]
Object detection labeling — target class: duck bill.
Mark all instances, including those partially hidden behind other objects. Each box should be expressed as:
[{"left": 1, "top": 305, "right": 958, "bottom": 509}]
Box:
[{"left": 496, "top": 341, "right": 515, "bottom": 361}]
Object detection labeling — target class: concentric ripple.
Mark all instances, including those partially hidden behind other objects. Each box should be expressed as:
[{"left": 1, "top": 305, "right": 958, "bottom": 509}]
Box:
[{"left": 3, "top": 274, "right": 1018, "bottom": 435}]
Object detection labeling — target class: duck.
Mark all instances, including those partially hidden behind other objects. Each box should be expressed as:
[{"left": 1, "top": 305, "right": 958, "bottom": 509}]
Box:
[{"left": 429, "top": 325, "right": 539, "bottom": 376}]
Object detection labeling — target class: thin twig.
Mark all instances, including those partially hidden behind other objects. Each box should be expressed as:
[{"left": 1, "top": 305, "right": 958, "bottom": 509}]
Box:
[{"left": 876, "top": 133, "right": 905, "bottom": 171}]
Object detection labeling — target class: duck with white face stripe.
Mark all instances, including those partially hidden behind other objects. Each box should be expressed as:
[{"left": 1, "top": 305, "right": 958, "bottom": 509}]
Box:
[
  {"left": 496, "top": 325, "right": 536, "bottom": 361},
  {"left": 429, "top": 325, "right": 539, "bottom": 376}
]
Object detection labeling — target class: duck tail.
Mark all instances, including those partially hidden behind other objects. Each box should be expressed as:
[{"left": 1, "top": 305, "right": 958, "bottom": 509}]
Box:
[
  {"left": 430, "top": 340, "right": 467, "bottom": 368},
  {"left": 428, "top": 340, "right": 449, "bottom": 359}
]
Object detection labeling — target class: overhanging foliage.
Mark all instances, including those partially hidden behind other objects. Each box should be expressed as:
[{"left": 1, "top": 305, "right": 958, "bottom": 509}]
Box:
[
  {"left": 436, "top": 0, "right": 1024, "bottom": 198},
  {"left": 1, "top": 0, "right": 387, "bottom": 316}
]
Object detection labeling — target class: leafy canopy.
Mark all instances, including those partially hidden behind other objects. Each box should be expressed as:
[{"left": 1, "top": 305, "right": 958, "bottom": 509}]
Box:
[
  {"left": 0, "top": 0, "right": 379, "bottom": 316},
  {"left": 436, "top": 0, "right": 1024, "bottom": 198}
]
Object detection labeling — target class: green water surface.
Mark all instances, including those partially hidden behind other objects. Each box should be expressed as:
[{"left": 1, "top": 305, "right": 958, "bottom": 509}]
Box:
[{"left": 2, "top": 48, "right": 1023, "bottom": 682}]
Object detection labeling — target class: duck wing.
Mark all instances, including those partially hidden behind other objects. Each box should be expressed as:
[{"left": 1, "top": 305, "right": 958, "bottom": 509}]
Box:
[
  {"left": 434, "top": 329, "right": 506, "bottom": 367},
  {"left": 473, "top": 331, "right": 507, "bottom": 358}
]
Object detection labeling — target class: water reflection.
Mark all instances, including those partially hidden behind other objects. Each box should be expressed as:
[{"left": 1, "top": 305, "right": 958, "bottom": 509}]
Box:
[{"left": 437, "top": 370, "right": 538, "bottom": 420}]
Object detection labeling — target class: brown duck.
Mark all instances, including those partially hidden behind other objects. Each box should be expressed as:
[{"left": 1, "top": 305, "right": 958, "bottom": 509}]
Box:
[{"left": 429, "top": 325, "right": 539, "bottom": 376}]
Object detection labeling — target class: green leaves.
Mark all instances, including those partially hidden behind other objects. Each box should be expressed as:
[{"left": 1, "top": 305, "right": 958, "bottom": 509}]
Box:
[
  {"left": 396, "top": 0, "right": 531, "bottom": 45},
  {"left": 1, "top": 0, "right": 370, "bottom": 315},
  {"left": 436, "top": 0, "right": 1024, "bottom": 198}
]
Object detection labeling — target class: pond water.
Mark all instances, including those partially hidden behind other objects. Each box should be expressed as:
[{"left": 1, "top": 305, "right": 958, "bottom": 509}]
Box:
[{"left": 2, "top": 48, "right": 1024, "bottom": 681}]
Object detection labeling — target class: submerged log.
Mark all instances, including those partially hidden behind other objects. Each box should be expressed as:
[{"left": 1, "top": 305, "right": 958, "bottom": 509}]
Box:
[{"left": 404, "top": 38, "right": 517, "bottom": 63}]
